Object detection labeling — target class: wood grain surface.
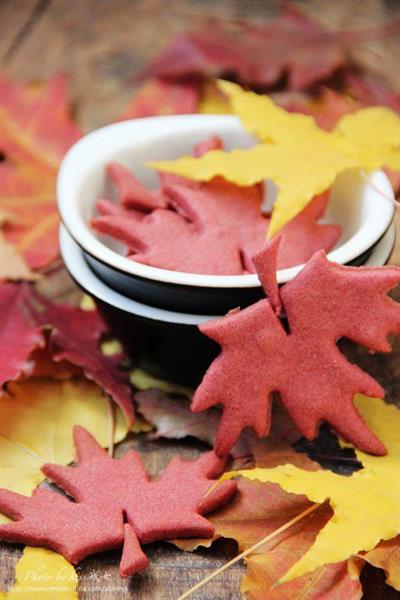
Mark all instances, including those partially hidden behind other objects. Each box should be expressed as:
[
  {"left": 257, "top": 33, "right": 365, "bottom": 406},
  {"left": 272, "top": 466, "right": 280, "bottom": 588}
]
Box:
[{"left": 0, "top": 1, "right": 399, "bottom": 598}]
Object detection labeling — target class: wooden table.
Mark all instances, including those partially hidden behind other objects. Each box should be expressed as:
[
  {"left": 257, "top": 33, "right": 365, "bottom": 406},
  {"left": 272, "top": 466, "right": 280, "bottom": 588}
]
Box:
[{"left": 1, "top": 1, "right": 399, "bottom": 598}]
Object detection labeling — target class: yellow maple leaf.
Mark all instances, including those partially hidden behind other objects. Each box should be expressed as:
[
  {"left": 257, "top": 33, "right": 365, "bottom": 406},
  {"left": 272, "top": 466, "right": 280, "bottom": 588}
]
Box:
[
  {"left": 198, "top": 81, "right": 231, "bottom": 115},
  {"left": 0, "top": 377, "right": 128, "bottom": 523},
  {"left": 130, "top": 368, "right": 193, "bottom": 397},
  {"left": 149, "top": 81, "right": 400, "bottom": 236},
  {"left": 0, "top": 547, "right": 78, "bottom": 599},
  {"left": 228, "top": 395, "right": 400, "bottom": 585}
]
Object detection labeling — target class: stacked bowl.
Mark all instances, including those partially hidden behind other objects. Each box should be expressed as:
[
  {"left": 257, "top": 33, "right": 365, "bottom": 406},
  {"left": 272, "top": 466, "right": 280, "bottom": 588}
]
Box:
[{"left": 58, "top": 115, "right": 396, "bottom": 385}]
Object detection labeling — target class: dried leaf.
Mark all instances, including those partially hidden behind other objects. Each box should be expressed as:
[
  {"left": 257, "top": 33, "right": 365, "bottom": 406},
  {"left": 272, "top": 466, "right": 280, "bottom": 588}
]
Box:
[
  {"left": 119, "top": 78, "right": 199, "bottom": 120},
  {"left": 244, "top": 403, "right": 318, "bottom": 470},
  {"left": 0, "top": 284, "right": 134, "bottom": 423},
  {"left": 28, "top": 347, "right": 82, "bottom": 380},
  {"left": 0, "top": 74, "right": 81, "bottom": 271},
  {"left": 31, "top": 295, "right": 134, "bottom": 425},
  {"left": 346, "top": 74, "right": 400, "bottom": 113},
  {"left": 143, "top": 5, "right": 350, "bottom": 89},
  {"left": 0, "top": 232, "right": 39, "bottom": 282},
  {"left": 135, "top": 389, "right": 216, "bottom": 445},
  {"left": 2, "top": 547, "right": 78, "bottom": 599},
  {"left": 0, "top": 211, "right": 38, "bottom": 282},
  {"left": 0, "top": 74, "right": 81, "bottom": 170},
  {"left": 34, "top": 264, "right": 81, "bottom": 306},
  {"left": 230, "top": 396, "right": 400, "bottom": 584},
  {"left": 361, "top": 536, "right": 400, "bottom": 591},
  {"left": 241, "top": 502, "right": 362, "bottom": 600},
  {"left": 151, "top": 81, "right": 400, "bottom": 236},
  {"left": 0, "top": 284, "right": 44, "bottom": 389}
]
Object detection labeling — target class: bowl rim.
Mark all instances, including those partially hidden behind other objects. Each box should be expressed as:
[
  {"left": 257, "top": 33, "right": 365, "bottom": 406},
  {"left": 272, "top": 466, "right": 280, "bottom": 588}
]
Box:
[
  {"left": 60, "top": 222, "right": 396, "bottom": 326},
  {"left": 57, "top": 114, "right": 395, "bottom": 289}
]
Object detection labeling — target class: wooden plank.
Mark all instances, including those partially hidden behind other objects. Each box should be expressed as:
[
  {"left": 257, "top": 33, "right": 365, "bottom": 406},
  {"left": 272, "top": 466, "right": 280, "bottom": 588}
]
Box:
[
  {"left": 1, "top": 0, "right": 279, "bottom": 128},
  {"left": 0, "top": 0, "right": 50, "bottom": 64}
]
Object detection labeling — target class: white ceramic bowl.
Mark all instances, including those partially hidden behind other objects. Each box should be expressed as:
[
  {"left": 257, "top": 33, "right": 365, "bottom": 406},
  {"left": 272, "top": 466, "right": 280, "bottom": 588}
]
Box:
[{"left": 57, "top": 115, "right": 395, "bottom": 312}]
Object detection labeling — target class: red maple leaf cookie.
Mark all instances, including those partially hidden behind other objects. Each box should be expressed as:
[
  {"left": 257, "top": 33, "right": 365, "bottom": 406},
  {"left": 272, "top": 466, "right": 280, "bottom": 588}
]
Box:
[
  {"left": 91, "top": 135, "right": 341, "bottom": 275},
  {"left": 0, "top": 427, "right": 236, "bottom": 577},
  {"left": 192, "top": 238, "right": 400, "bottom": 456}
]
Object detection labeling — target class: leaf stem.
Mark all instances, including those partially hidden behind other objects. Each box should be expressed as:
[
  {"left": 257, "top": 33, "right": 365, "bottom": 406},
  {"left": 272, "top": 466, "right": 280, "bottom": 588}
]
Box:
[
  {"left": 361, "top": 170, "right": 400, "bottom": 209},
  {"left": 177, "top": 502, "right": 321, "bottom": 600}
]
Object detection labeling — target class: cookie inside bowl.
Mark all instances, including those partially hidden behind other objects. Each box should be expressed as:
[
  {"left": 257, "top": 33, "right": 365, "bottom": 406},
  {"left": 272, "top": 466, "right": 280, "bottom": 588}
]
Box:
[
  {"left": 57, "top": 115, "right": 394, "bottom": 312},
  {"left": 90, "top": 131, "right": 344, "bottom": 276}
]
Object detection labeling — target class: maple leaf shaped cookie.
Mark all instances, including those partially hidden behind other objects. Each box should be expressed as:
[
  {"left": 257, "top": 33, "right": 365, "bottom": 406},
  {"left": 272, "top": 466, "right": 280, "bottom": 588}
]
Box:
[
  {"left": 93, "top": 178, "right": 267, "bottom": 275},
  {"left": 92, "top": 175, "right": 340, "bottom": 275},
  {"left": 0, "top": 427, "right": 236, "bottom": 577},
  {"left": 192, "top": 238, "right": 400, "bottom": 456}
]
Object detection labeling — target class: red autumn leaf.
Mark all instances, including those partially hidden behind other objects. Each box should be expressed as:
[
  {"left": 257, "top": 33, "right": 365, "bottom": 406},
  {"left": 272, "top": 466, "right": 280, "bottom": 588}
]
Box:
[
  {"left": 0, "top": 162, "right": 59, "bottom": 270},
  {"left": 28, "top": 346, "right": 82, "bottom": 380},
  {"left": 344, "top": 75, "right": 400, "bottom": 194},
  {"left": 0, "top": 283, "right": 44, "bottom": 389},
  {"left": 0, "top": 426, "right": 236, "bottom": 577},
  {"left": 31, "top": 295, "right": 134, "bottom": 425},
  {"left": 286, "top": 77, "right": 400, "bottom": 131},
  {"left": 192, "top": 238, "right": 400, "bottom": 457},
  {"left": 0, "top": 74, "right": 81, "bottom": 271},
  {"left": 0, "top": 282, "right": 133, "bottom": 422},
  {"left": 176, "top": 474, "right": 361, "bottom": 599},
  {"left": 119, "top": 78, "right": 199, "bottom": 120},
  {"left": 210, "top": 478, "right": 321, "bottom": 552},
  {"left": 143, "top": 4, "right": 352, "bottom": 90},
  {"left": 284, "top": 87, "right": 356, "bottom": 131},
  {"left": 92, "top": 141, "right": 340, "bottom": 275},
  {"left": 0, "top": 73, "right": 81, "bottom": 169},
  {"left": 345, "top": 73, "right": 400, "bottom": 113},
  {"left": 213, "top": 471, "right": 398, "bottom": 598},
  {"left": 209, "top": 479, "right": 363, "bottom": 600}
]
